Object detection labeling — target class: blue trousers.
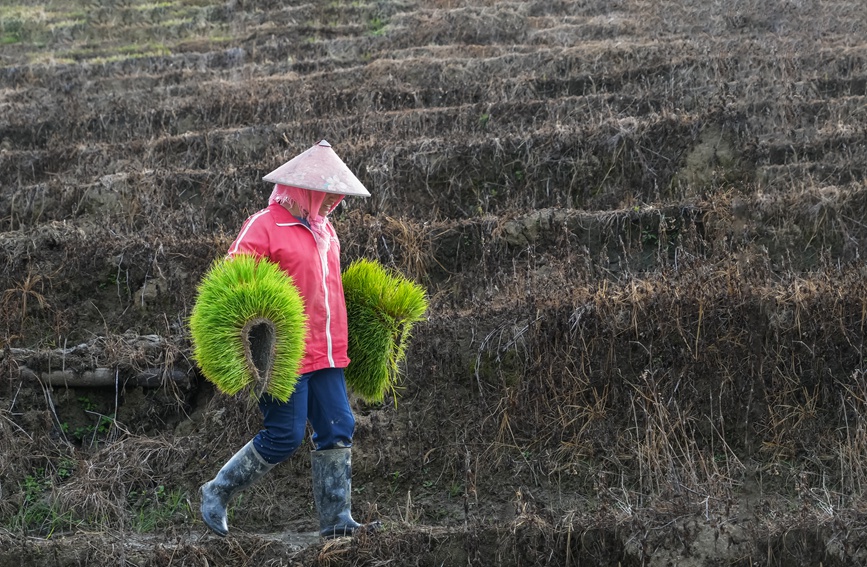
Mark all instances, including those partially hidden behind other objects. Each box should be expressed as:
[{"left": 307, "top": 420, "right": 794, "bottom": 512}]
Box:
[{"left": 252, "top": 367, "right": 355, "bottom": 464}]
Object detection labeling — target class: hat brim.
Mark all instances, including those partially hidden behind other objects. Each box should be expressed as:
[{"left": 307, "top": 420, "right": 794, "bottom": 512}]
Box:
[{"left": 263, "top": 140, "right": 371, "bottom": 197}]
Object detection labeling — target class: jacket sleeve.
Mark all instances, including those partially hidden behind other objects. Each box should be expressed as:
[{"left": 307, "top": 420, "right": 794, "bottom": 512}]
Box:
[{"left": 227, "top": 209, "right": 272, "bottom": 259}]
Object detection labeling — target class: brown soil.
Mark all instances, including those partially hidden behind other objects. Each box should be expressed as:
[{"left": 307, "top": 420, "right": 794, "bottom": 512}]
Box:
[{"left": 1, "top": 0, "right": 867, "bottom": 565}]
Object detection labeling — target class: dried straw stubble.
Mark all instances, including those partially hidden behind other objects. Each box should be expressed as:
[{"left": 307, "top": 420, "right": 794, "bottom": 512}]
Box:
[
  {"left": 189, "top": 254, "right": 308, "bottom": 402},
  {"left": 343, "top": 259, "right": 429, "bottom": 403}
]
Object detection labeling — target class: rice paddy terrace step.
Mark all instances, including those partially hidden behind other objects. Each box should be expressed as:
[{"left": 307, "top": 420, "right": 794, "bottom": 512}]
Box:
[{"left": 2, "top": 49, "right": 865, "bottom": 219}]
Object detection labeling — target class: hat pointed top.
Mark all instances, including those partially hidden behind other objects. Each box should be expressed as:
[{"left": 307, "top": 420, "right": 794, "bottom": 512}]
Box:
[{"left": 262, "top": 140, "right": 370, "bottom": 197}]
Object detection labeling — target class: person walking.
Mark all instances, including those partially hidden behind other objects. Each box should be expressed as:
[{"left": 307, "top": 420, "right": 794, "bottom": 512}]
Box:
[{"left": 199, "top": 140, "right": 374, "bottom": 539}]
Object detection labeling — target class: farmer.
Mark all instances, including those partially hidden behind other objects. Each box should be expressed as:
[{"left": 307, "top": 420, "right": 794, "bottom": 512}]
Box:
[{"left": 199, "top": 140, "right": 374, "bottom": 538}]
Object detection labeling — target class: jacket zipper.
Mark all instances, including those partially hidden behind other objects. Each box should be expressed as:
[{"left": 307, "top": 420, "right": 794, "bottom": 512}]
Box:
[{"left": 318, "top": 243, "right": 334, "bottom": 367}]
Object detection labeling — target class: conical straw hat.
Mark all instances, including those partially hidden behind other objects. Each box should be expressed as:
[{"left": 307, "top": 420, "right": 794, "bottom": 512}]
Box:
[{"left": 262, "top": 140, "right": 370, "bottom": 197}]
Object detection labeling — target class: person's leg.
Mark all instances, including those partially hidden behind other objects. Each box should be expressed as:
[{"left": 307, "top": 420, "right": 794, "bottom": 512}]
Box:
[
  {"left": 199, "top": 440, "right": 274, "bottom": 536},
  {"left": 200, "top": 374, "right": 310, "bottom": 536},
  {"left": 307, "top": 367, "right": 355, "bottom": 450},
  {"left": 254, "top": 372, "right": 311, "bottom": 463},
  {"left": 307, "top": 368, "right": 372, "bottom": 538}
]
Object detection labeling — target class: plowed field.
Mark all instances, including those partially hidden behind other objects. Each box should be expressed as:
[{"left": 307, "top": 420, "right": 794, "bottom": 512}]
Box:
[{"left": 1, "top": 1, "right": 866, "bottom": 565}]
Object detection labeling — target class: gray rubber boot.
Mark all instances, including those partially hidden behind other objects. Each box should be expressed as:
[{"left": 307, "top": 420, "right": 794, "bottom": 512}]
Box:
[
  {"left": 200, "top": 440, "right": 274, "bottom": 537},
  {"left": 311, "top": 447, "right": 366, "bottom": 538}
]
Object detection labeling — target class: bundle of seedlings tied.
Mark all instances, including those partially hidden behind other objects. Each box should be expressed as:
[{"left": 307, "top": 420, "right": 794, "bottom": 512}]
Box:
[
  {"left": 342, "top": 258, "right": 429, "bottom": 403},
  {"left": 188, "top": 253, "right": 308, "bottom": 402}
]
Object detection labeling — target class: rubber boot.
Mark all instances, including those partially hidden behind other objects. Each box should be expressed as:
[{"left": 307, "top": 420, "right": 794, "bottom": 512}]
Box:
[
  {"left": 200, "top": 440, "right": 274, "bottom": 536},
  {"left": 311, "top": 447, "right": 367, "bottom": 538}
]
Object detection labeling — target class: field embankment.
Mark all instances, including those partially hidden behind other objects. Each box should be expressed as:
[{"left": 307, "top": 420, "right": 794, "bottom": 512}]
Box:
[{"left": 1, "top": 1, "right": 867, "bottom": 565}]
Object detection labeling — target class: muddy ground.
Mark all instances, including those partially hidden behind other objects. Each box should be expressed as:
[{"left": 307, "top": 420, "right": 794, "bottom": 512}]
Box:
[{"left": 1, "top": 0, "right": 867, "bottom": 565}]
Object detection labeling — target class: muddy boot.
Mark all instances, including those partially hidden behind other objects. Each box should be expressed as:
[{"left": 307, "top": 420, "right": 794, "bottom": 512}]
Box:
[
  {"left": 200, "top": 440, "right": 274, "bottom": 537},
  {"left": 311, "top": 447, "right": 374, "bottom": 538}
]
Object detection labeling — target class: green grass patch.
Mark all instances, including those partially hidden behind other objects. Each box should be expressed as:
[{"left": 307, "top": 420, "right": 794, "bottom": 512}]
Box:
[
  {"left": 117, "top": 41, "right": 169, "bottom": 54},
  {"left": 5, "top": 468, "right": 81, "bottom": 536},
  {"left": 368, "top": 16, "right": 387, "bottom": 37},
  {"left": 85, "top": 47, "right": 173, "bottom": 65},
  {"left": 0, "top": 6, "right": 46, "bottom": 21},
  {"left": 27, "top": 53, "right": 76, "bottom": 65},
  {"left": 129, "top": 485, "right": 191, "bottom": 532},
  {"left": 135, "top": 1, "right": 177, "bottom": 10},
  {"left": 0, "top": 5, "right": 85, "bottom": 45}
]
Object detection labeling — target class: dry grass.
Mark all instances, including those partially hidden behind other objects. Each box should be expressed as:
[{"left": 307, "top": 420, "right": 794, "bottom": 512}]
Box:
[{"left": 1, "top": 0, "right": 867, "bottom": 563}]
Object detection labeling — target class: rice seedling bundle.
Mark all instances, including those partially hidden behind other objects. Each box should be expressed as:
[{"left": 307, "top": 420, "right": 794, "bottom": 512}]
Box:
[
  {"left": 342, "top": 258, "right": 429, "bottom": 403},
  {"left": 189, "top": 254, "right": 308, "bottom": 402}
]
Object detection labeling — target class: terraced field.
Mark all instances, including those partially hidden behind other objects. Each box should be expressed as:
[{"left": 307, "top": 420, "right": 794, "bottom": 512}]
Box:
[{"left": 1, "top": 0, "right": 866, "bottom": 565}]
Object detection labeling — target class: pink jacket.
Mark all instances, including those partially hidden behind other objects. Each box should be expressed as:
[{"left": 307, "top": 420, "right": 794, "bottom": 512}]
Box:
[{"left": 227, "top": 203, "right": 350, "bottom": 374}]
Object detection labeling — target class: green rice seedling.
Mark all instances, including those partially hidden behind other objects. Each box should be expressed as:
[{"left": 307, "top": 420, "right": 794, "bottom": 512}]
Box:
[
  {"left": 342, "top": 259, "right": 428, "bottom": 403},
  {"left": 189, "top": 254, "right": 308, "bottom": 402}
]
